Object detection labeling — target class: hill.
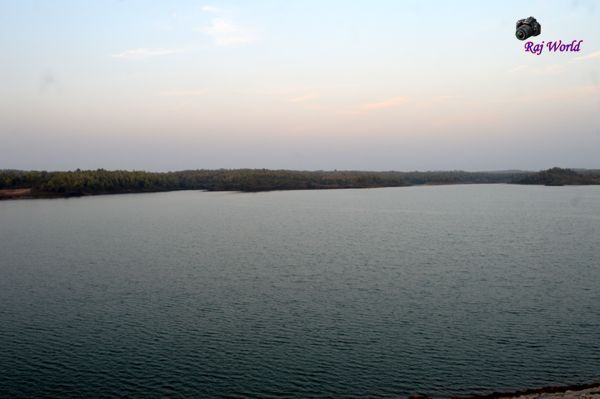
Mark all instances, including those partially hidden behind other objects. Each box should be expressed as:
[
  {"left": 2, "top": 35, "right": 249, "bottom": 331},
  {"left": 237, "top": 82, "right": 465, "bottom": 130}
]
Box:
[{"left": 513, "top": 167, "right": 600, "bottom": 186}]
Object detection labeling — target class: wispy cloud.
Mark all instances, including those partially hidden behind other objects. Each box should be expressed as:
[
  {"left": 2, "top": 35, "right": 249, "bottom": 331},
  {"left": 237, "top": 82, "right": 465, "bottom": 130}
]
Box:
[
  {"left": 360, "top": 96, "right": 409, "bottom": 111},
  {"left": 336, "top": 96, "right": 410, "bottom": 116},
  {"left": 572, "top": 50, "right": 600, "bottom": 62},
  {"left": 200, "top": 18, "right": 257, "bottom": 46},
  {"left": 506, "top": 64, "right": 563, "bottom": 76},
  {"left": 288, "top": 94, "right": 319, "bottom": 103},
  {"left": 199, "top": 6, "right": 257, "bottom": 46},
  {"left": 112, "top": 48, "right": 185, "bottom": 60},
  {"left": 511, "top": 84, "right": 600, "bottom": 104},
  {"left": 507, "top": 65, "right": 528, "bottom": 74},
  {"left": 201, "top": 5, "right": 221, "bottom": 13},
  {"left": 159, "top": 89, "right": 207, "bottom": 97}
]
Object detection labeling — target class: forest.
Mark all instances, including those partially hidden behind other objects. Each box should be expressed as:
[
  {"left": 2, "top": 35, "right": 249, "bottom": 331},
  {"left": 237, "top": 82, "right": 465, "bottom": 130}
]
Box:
[
  {"left": 513, "top": 167, "right": 600, "bottom": 186},
  {"left": 1, "top": 168, "right": 598, "bottom": 199}
]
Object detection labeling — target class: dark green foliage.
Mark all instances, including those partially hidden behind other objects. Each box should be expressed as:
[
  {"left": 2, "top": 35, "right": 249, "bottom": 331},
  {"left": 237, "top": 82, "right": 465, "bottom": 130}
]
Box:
[
  {"left": 1, "top": 167, "right": 594, "bottom": 199},
  {"left": 513, "top": 167, "right": 600, "bottom": 186},
  {"left": 0, "top": 169, "right": 412, "bottom": 195}
]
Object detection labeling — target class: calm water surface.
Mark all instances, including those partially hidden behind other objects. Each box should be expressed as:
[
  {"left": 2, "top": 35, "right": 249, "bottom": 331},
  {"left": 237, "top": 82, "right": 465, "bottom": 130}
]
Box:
[{"left": 1, "top": 185, "right": 599, "bottom": 398}]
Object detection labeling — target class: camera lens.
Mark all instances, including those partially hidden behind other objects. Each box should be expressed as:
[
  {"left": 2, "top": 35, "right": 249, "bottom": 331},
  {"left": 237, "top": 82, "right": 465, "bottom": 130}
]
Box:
[{"left": 516, "top": 25, "right": 533, "bottom": 40}]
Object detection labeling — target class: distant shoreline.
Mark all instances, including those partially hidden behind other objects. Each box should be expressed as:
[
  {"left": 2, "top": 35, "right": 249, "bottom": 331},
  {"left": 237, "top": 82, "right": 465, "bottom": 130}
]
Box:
[
  {"left": 0, "top": 183, "right": 497, "bottom": 201},
  {"left": 1, "top": 167, "right": 599, "bottom": 201},
  {"left": 449, "top": 381, "right": 600, "bottom": 399}
]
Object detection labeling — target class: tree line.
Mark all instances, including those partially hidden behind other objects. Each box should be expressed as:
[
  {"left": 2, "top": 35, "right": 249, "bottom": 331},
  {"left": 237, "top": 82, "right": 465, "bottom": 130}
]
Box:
[
  {"left": 513, "top": 167, "right": 600, "bottom": 186},
  {"left": 2, "top": 168, "right": 597, "bottom": 198},
  {"left": 0, "top": 168, "right": 532, "bottom": 197}
]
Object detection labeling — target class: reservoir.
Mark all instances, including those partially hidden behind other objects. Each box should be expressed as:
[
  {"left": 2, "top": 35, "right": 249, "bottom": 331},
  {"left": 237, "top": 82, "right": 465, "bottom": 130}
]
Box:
[{"left": 1, "top": 185, "right": 599, "bottom": 398}]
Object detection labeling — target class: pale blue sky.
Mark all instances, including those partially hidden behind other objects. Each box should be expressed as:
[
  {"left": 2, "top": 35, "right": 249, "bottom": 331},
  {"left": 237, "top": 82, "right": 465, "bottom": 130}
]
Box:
[{"left": 1, "top": 0, "right": 599, "bottom": 171}]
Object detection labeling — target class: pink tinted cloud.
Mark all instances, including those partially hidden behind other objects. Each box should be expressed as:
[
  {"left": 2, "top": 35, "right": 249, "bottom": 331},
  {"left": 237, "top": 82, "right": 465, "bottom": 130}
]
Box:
[{"left": 360, "top": 96, "right": 409, "bottom": 111}]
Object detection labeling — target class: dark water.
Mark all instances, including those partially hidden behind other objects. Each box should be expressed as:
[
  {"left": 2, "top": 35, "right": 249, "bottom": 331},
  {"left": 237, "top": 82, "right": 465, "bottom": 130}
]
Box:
[{"left": 1, "top": 185, "right": 599, "bottom": 398}]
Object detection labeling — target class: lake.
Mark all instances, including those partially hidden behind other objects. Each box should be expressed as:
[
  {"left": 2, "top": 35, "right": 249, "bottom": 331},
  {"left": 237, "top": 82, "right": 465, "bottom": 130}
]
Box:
[{"left": 1, "top": 185, "right": 599, "bottom": 398}]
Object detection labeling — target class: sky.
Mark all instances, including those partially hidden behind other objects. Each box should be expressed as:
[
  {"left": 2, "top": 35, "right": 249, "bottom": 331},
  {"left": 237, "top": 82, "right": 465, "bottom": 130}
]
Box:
[{"left": 0, "top": 0, "right": 599, "bottom": 171}]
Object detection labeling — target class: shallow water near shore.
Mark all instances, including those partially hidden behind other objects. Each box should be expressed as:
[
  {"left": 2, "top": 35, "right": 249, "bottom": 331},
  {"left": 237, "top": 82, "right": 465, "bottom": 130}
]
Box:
[{"left": 1, "top": 185, "right": 599, "bottom": 398}]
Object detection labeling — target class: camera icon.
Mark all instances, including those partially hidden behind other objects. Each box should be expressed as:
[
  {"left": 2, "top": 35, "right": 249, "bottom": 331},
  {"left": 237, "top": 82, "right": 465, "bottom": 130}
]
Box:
[{"left": 516, "top": 17, "right": 541, "bottom": 40}]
